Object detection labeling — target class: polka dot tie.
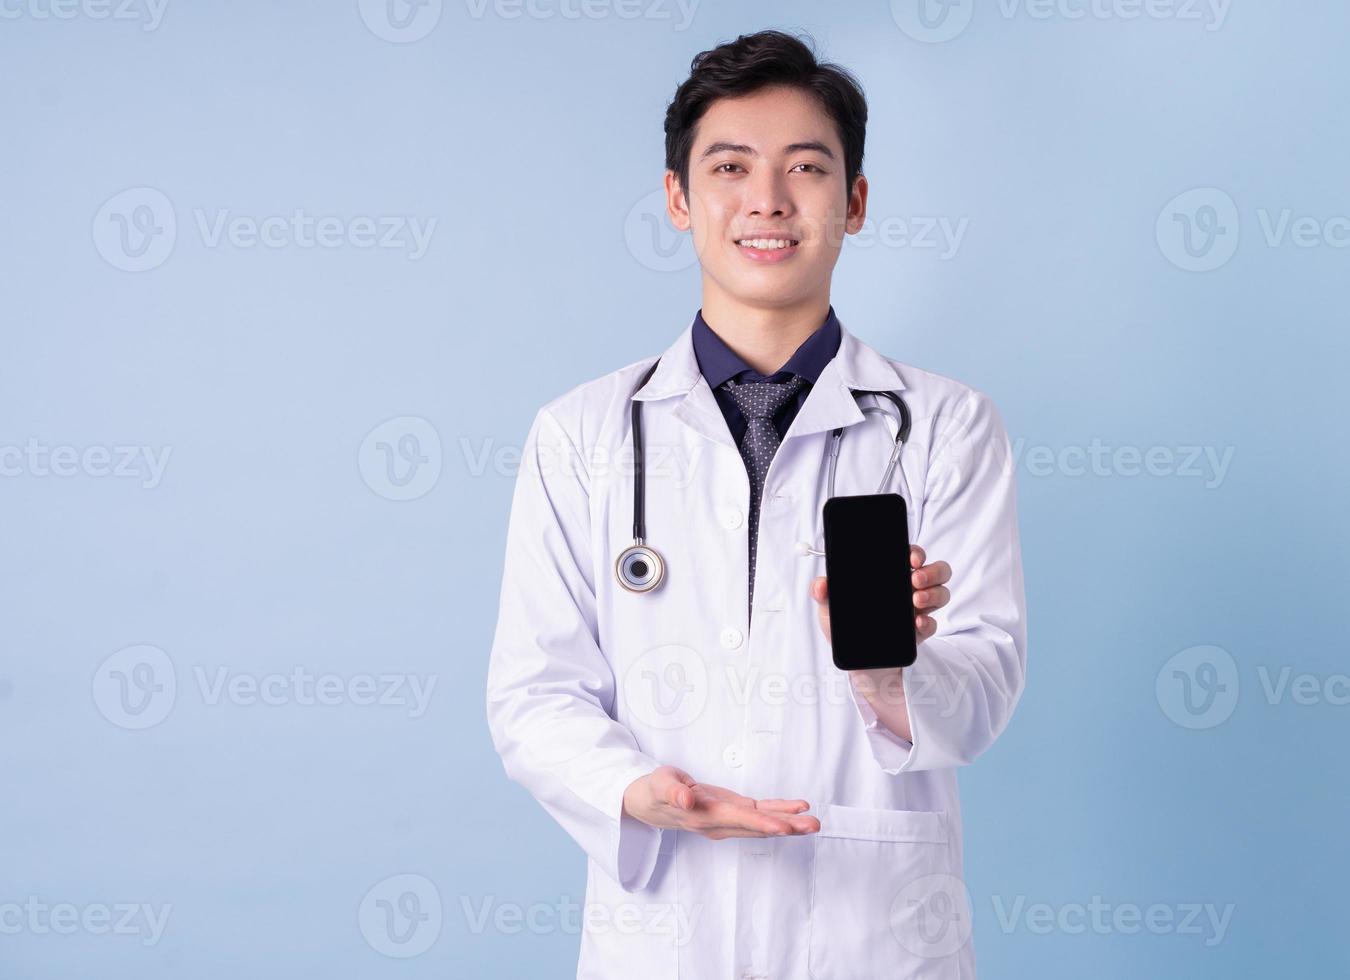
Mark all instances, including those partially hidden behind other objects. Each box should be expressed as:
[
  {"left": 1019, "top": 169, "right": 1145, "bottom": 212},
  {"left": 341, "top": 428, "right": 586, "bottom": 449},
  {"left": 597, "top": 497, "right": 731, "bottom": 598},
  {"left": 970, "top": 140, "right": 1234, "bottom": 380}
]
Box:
[{"left": 721, "top": 375, "right": 808, "bottom": 617}]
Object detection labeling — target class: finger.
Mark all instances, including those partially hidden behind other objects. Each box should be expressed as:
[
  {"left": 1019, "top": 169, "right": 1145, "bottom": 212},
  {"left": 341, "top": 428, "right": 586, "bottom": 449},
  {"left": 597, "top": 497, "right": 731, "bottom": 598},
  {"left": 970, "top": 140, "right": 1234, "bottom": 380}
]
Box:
[
  {"left": 916, "top": 614, "right": 936, "bottom": 641},
  {"left": 913, "top": 560, "right": 951, "bottom": 590},
  {"left": 692, "top": 783, "right": 758, "bottom": 809},
  {"left": 699, "top": 802, "right": 822, "bottom": 837},
  {"left": 810, "top": 576, "right": 827, "bottom": 604},
  {"left": 706, "top": 797, "right": 804, "bottom": 835},
  {"left": 705, "top": 827, "right": 783, "bottom": 840},
  {"left": 718, "top": 806, "right": 795, "bottom": 836},
  {"left": 706, "top": 816, "right": 821, "bottom": 839},
  {"left": 756, "top": 798, "right": 811, "bottom": 813},
  {"left": 672, "top": 784, "right": 695, "bottom": 810},
  {"left": 910, "top": 545, "right": 926, "bottom": 570},
  {"left": 913, "top": 585, "right": 950, "bottom": 612},
  {"left": 720, "top": 815, "right": 817, "bottom": 837}
]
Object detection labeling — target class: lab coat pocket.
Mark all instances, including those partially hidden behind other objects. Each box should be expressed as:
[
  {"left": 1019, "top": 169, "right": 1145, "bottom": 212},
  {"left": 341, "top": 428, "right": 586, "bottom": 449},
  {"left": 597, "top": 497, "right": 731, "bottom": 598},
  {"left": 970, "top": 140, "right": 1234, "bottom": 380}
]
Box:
[{"left": 807, "top": 804, "right": 967, "bottom": 980}]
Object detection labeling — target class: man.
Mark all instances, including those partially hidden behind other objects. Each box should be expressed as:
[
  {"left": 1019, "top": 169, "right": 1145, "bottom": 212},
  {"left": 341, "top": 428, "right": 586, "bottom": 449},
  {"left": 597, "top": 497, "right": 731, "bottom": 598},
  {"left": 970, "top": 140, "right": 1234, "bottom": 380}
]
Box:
[{"left": 486, "top": 29, "right": 1026, "bottom": 980}]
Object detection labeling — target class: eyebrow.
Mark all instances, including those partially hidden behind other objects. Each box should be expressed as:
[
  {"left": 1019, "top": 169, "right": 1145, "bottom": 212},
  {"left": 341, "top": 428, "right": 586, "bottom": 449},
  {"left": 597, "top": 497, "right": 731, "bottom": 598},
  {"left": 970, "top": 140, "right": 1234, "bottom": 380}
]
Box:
[{"left": 698, "top": 140, "right": 836, "bottom": 161}]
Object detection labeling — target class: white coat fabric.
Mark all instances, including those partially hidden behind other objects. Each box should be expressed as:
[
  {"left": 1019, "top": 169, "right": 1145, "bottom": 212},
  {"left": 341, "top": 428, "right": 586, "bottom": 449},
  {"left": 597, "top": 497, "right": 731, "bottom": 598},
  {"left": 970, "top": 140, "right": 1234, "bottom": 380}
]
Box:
[{"left": 486, "top": 318, "right": 1027, "bottom": 980}]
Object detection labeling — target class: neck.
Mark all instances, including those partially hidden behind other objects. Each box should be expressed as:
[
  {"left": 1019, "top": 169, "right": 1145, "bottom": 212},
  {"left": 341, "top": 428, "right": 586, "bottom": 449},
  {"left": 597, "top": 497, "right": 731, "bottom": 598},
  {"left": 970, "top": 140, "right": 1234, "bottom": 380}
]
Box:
[{"left": 699, "top": 289, "right": 831, "bottom": 375}]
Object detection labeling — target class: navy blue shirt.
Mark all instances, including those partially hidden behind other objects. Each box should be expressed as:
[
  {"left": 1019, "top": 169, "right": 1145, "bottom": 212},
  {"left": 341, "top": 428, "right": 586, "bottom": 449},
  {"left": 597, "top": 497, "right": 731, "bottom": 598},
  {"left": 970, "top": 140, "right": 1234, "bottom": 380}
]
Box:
[{"left": 691, "top": 306, "right": 842, "bottom": 445}]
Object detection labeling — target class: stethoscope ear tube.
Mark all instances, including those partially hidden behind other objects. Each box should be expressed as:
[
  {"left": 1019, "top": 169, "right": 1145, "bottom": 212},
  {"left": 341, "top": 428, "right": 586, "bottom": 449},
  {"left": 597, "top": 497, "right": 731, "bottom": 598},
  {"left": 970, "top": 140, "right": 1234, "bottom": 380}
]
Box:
[{"left": 826, "top": 389, "right": 911, "bottom": 499}]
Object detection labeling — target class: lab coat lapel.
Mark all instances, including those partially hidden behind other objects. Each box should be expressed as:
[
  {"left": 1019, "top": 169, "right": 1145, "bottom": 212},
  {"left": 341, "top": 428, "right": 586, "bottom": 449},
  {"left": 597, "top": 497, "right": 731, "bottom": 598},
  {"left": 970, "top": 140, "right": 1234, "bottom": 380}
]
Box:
[
  {"left": 787, "top": 320, "right": 907, "bottom": 439},
  {"left": 630, "top": 322, "right": 737, "bottom": 450}
]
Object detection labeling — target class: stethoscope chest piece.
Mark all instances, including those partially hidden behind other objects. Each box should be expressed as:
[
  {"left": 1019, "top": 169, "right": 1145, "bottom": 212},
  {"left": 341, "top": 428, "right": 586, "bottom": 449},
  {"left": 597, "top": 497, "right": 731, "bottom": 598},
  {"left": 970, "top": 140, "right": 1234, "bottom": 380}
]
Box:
[{"left": 616, "top": 543, "right": 665, "bottom": 594}]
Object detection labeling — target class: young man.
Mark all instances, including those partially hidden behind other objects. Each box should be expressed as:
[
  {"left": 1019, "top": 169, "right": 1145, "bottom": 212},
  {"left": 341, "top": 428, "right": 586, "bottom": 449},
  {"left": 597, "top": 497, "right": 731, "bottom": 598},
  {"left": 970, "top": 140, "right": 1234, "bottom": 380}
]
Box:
[{"left": 486, "top": 30, "right": 1026, "bottom": 980}]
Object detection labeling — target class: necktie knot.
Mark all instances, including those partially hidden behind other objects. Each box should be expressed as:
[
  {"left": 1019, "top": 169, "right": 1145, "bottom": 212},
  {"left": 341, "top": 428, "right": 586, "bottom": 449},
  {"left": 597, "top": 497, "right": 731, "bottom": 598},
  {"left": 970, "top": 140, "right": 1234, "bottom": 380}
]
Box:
[{"left": 721, "top": 375, "right": 808, "bottom": 421}]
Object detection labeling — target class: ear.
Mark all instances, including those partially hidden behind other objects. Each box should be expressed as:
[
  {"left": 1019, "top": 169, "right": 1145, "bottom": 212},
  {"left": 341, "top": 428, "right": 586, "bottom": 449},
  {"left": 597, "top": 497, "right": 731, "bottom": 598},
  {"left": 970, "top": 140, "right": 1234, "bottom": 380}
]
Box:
[
  {"left": 665, "top": 170, "right": 692, "bottom": 232},
  {"left": 844, "top": 173, "right": 868, "bottom": 236}
]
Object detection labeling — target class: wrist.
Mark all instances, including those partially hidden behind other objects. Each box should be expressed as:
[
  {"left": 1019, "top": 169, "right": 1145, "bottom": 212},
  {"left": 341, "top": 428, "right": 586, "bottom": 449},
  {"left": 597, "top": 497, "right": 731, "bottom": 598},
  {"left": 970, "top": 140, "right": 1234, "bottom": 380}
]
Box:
[
  {"left": 621, "top": 773, "right": 647, "bottom": 819},
  {"left": 850, "top": 667, "right": 906, "bottom": 708}
]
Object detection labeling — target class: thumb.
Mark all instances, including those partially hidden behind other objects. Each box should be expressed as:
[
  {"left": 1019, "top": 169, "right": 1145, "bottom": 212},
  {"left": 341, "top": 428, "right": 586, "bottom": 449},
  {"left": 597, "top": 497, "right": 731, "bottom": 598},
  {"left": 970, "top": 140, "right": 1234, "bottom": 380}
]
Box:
[{"left": 654, "top": 766, "right": 696, "bottom": 809}]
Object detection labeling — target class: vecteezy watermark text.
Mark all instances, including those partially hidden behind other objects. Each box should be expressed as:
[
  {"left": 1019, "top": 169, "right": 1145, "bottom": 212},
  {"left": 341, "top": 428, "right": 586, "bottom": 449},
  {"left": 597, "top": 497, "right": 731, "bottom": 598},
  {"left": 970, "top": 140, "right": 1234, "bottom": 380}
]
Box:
[
  {"left": 92, "top": 645, "right": 438, "bottom": 730},
  {"left": 0, "top": 440, "right": 170, "bottom": 489},
  {"left": 1010, "top": 438, "right": 1234, "bottom": 488},
  {"left": 0, "top": 0, "right": 168, "bottom": 30},
  {"left": 93, "top": 188, "right": 437, "bottom": 272},
  {"left": 890, "top": 0, "right": 1230, "bottom": 44},
  {"left": 0, "top": 897, "right": 171, "bottom": 946},
  {"left": 991, "top": 895, "right": 1234, "bottom": 946}
]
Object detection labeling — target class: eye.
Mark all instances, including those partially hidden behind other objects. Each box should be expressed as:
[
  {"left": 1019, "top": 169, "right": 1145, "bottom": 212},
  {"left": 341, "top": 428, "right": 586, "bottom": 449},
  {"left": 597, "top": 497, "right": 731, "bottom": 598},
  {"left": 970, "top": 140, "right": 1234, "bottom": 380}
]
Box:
[
  {"left": 792, "top": 163, "right": 825, "bottom": 174},
  {"left": 714, "top": 163, "right": 745, "bottom": 174}
]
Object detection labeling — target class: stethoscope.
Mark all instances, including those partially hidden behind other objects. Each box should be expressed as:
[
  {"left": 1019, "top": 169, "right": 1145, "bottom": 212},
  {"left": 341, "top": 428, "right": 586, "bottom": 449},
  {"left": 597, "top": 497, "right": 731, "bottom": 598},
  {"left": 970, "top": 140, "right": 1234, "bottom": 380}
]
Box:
[{"left": 615, "top": 358, "right": 912, "bottom": 593}]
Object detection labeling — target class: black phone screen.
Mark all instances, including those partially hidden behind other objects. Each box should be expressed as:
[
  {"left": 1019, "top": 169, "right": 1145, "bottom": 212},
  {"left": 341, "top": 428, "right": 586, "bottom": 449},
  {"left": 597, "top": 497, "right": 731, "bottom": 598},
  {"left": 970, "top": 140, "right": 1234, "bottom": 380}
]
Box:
[{"left": 821, "top": 493, "right": 916, "bottom": 670}]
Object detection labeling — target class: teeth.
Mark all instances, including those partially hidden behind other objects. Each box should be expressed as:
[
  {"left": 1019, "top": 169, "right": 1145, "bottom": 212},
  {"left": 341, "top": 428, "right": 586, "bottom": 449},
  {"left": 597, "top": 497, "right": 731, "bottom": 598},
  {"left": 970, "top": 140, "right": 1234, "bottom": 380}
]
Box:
[{"left": 737, "top": 238, "right": 797, "bottom": 249}]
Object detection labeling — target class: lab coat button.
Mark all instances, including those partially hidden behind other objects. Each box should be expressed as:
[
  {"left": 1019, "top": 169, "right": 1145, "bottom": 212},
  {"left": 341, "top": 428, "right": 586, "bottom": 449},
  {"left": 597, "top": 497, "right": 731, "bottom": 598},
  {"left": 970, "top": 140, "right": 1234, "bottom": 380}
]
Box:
[
  {"left": 722, "top": 744, "right": 744, "bottom": 767},
  {"left": 720, "top": 627, "right": 744, "bottom": 650},
  {"left": 720, "top": 507, "right": 744, "bottom": 530}
]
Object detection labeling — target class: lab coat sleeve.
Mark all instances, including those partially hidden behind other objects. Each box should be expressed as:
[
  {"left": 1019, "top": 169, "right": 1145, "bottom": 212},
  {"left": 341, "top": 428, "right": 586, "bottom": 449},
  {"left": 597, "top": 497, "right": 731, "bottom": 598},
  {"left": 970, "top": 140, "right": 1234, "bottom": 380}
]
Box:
[
  {"left": 485, "top": 406, "right": 665, "bottom": 892},
  {"left": 848, "top": 389, "right": 1027, "bottom": 774}
]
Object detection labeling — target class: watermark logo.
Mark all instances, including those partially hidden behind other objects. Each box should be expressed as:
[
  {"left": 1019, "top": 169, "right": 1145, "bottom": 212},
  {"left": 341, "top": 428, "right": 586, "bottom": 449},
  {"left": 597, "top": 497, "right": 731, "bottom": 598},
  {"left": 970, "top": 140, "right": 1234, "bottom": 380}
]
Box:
[
  {"left": 1161, "top": 187, "right": 1350, "bottom": 269},
  {"left": 890, "top": 0, "right": 975, "bottom": 43},
  {"left": 890, "top": 872, "right": 974, "bottom": 959},
  {"left": 93, "top": 187, "right": 176, "bottom": 272},
  {"left": 1159, "top": 645, "right": 1350, "bottom": 726},
  {"left": 92, "top": 644, "right": 177, "bottom": 730},
  {"left": 359, "top": 416, "right": 442, "bottom": 501},
  {"left": 1156, "top": 187, "right": 1240, "bottom": 272},
  {"left": 1156, "top": 644, "right": 1239, "bottom": 729},
  {"left": 623, "top": 189, "right": 696, "bottom": 273},
  {"left": 359, "top": 0, "right": 442, "bottom": 42},
  {"left": 621, "top": 644, "right": 708, "bottom": 731},
  {"left": 359, "top": 874, "right": 442, "bottom": 958}
]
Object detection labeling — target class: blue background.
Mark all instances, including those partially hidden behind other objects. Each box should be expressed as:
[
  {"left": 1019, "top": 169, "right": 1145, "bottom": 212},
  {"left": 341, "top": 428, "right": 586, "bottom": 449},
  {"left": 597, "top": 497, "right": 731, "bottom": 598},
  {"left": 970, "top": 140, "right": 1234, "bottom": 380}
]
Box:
[{"left": 3, "top": 1, "right": 1347, "bottom": 977}]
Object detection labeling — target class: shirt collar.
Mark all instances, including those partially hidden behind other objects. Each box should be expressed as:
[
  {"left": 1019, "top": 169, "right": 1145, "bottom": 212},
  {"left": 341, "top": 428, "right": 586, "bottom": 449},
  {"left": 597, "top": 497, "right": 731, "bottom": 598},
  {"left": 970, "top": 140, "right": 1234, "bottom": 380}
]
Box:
[{"left": 691, "top": 305, "right": 842, "bottom": 390}]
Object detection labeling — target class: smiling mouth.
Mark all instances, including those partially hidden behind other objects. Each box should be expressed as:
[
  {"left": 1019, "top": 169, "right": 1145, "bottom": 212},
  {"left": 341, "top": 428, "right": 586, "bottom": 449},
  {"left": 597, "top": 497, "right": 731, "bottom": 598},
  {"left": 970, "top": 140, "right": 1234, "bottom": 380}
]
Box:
[{"left": 734, "top": 238, "right": 800, "bottom": 249}]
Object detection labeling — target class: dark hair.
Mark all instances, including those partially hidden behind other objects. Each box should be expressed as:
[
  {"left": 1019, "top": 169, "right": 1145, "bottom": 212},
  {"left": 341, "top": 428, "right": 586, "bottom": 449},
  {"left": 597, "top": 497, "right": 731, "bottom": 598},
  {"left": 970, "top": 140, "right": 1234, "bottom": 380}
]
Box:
[{"left": 664, "top": 30, "right": 868, "bottom": 200}]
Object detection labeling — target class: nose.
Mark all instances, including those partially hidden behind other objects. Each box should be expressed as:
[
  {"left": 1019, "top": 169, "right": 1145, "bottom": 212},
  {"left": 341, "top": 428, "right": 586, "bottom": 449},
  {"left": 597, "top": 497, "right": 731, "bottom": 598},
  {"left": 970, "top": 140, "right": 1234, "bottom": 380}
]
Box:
[{"left": 745, "top": 167, "right": 793, "bottom": 219}]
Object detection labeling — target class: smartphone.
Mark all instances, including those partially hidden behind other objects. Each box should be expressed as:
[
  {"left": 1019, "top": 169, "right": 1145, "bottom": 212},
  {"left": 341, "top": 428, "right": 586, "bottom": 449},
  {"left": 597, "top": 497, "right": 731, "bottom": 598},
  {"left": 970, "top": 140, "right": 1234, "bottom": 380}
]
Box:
[{"left": 821, "top": 493, "right": 917, "bottom": 670}]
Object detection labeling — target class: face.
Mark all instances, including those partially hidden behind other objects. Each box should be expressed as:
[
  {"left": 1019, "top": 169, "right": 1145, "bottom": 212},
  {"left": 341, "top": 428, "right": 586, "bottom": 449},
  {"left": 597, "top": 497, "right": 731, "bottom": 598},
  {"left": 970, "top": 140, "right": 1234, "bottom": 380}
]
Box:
[{"left": 665, "top": 84, "right": 867, "bottom": 313}]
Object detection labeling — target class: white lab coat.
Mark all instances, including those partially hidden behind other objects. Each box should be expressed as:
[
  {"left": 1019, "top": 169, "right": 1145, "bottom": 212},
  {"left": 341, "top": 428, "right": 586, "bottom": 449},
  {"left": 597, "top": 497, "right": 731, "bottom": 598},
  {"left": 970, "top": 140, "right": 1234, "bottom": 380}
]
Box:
[{"left": 486, "top": 318, "right": 1027, "bottom": 980}]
